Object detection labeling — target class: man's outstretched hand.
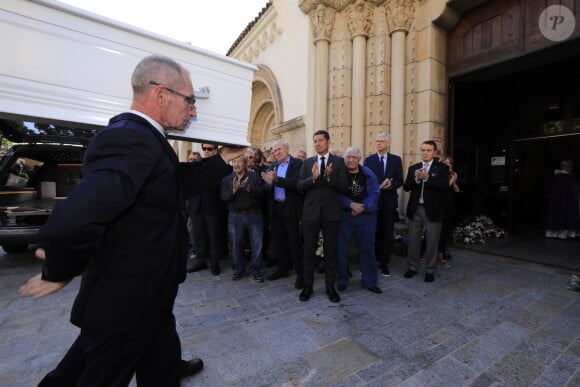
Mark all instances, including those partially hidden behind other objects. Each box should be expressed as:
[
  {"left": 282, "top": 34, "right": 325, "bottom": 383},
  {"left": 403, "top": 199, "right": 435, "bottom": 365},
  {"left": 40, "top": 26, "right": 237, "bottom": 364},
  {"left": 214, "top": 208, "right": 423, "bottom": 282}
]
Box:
[{"left": 19, "top": 248, "right": 69, "bottom": 299}]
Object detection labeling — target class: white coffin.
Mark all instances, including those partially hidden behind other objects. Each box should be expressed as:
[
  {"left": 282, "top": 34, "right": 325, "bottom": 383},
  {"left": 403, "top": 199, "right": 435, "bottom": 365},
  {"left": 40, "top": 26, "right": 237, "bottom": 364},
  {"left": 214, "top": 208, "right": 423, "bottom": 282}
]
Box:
[{"left": 0, "top": 0, "right": 256, "bottom": 146}]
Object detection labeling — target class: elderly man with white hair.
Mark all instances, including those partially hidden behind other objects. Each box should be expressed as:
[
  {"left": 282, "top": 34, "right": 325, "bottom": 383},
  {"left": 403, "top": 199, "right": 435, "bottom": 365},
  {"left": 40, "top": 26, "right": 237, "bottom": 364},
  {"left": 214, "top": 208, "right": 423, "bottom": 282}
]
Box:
[{"left": 336, "top": 146, "right": 382, "bottom": 294}]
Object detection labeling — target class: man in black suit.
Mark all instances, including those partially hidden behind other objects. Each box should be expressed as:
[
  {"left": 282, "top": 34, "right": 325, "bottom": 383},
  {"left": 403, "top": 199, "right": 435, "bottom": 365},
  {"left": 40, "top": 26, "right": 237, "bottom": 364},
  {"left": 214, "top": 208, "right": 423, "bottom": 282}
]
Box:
[
  {"left": 363, "top": 132, "right": 403, "bottom": 276},
  {"left": 185, "top": 142, "right": 231, "bottom": 275},
  {"left": 261, "top": 139, "right": 303, "bottom": 284},
  {"left": 297, "top": 130, "right": 348, "bottom": 302},
  {"left": 403, "top": 140, "right": 449, "bottom": 283},
  {"left": 19, "top": 55, "right": 202, "bottom": 385}
]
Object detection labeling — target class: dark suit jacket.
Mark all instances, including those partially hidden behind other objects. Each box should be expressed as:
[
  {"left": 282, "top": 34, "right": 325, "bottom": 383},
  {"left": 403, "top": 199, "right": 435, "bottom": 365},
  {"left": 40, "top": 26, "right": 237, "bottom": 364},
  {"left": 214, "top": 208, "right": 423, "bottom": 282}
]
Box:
[
  {"left": 183, "top": 154, "right": 231, "bottom": 216},
  {"left": 297, "top": 154, "right": 348, "bottom": 222},
  {"left": 264, "top": 156, "right": 303, "bottom": 218},
  {"left": 363, "top": 152, "right": 403, "bottom": 211},
  {"left": 403, "top": 160, "right": 450, "bottom": 221},
  {"left": 39, "top": 113, "right": 189, "bottom": 335}
]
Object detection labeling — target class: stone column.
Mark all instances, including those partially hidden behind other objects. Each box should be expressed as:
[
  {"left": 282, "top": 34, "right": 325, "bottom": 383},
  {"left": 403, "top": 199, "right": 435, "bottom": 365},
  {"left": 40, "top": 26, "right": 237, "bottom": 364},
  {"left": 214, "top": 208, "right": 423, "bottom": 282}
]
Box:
[
  {"left": 347, "top": 0, "right": 372, "bottom": 152},
  {"left": 386, "top": 0, "right": 413, "bottom": 214},
  {"left": 309, "top": 5, "right": 336, "bottom": 133},
  {"left": 386, "top": 0, "right": 412, "bottom": 158}
]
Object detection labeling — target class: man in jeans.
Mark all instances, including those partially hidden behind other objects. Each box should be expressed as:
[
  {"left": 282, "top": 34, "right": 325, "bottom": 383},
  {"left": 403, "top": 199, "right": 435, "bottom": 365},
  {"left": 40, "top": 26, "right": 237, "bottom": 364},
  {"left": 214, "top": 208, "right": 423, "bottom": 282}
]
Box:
[{"left": 221, "top": 155, "right": 265, "bottom": 281}]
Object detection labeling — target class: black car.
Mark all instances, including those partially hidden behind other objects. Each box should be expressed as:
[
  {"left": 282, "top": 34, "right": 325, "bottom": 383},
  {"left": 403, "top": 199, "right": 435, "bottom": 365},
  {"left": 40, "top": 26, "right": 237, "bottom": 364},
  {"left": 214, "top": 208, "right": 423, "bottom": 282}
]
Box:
[{"left": 0, "top": 118, "right": 98, "bottom": 253}]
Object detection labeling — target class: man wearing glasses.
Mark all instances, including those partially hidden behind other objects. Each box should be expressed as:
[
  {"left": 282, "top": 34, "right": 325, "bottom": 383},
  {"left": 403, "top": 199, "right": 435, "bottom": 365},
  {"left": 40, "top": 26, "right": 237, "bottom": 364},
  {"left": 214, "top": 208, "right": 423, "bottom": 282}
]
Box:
[
  {"left": 20, "top": 55, "right": 203, "bottom": 385},
  {"left": 185, "top": 142, "right": 231, "bottom": 275}
]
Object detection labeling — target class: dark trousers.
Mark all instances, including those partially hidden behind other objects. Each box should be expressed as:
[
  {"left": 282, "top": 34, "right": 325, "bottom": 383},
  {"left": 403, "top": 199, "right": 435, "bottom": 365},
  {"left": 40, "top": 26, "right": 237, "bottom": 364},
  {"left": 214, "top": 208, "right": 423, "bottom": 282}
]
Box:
[
  {"left": 191, "top": 212, "right": 226, "bottom": 268},
  {"left": 270, "top": 203, "right": 302, "bottom": 277},
  {"left": 39, "top": 313, "right": 180, "bottom": 387},
  {"left": 375, "top": 207, "right": 397, "bottom": 267},
  {"left": 302, "top": 219, "right": 339, "bottom": 287}
]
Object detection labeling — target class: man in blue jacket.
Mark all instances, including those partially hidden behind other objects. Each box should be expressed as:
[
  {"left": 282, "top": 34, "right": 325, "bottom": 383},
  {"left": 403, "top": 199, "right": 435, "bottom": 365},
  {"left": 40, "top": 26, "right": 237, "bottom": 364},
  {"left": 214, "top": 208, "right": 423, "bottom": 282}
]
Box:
[
  {"left": 337, "top": 146, "right": 382, "bottom": 294},
  {"left": 20, "top": 55, "right": 202, "bottom": 386}
]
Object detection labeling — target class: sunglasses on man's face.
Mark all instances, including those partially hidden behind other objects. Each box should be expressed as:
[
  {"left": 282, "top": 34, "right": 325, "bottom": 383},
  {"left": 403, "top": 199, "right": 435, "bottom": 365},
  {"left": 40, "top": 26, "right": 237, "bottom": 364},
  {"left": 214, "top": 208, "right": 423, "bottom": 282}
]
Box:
[{"left": 202, "top": 147, "right": 215, "bottom": 151}]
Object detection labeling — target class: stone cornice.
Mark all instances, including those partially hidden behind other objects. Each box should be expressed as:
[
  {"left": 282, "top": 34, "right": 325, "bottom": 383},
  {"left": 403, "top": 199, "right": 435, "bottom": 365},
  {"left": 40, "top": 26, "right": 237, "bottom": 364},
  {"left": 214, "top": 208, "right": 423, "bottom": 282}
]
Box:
[
  {"left": 309, "top": 4, "right": 337, "bottom": 42},
  {"left": 229, "top": 6, "right": 283, "bottom": 63},
  {"left": 347, "top": 0, "right": 374, "bottom": 39},
  {"left": 385, "top": 0, "right": 414, "bottom": 34},
  {"left": 299, "top": 0, "right": 353, "bottom": 14},
  {"left": 271, "top": 116, "right": 305, "bottom": 135}
]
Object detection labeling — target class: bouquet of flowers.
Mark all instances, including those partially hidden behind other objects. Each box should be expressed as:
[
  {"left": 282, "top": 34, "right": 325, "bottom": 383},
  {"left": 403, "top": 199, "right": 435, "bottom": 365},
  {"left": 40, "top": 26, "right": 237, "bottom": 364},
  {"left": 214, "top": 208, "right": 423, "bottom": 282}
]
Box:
[{"left": 453, "top": 215, "right": 507, "bottom": 245}]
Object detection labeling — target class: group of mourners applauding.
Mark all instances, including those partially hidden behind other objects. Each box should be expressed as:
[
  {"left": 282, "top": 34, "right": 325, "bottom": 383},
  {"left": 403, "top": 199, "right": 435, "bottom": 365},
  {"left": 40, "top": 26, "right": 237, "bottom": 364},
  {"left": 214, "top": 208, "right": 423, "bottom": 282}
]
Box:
[{"left": 185, "top": 130, "right": 459, "bottom": 303}]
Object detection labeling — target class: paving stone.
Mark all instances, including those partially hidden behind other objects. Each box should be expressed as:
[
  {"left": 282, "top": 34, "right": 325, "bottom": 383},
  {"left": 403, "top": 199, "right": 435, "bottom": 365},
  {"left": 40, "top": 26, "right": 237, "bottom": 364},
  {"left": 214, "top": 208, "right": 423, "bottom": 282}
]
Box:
[
  {"left": 467, "top": 371, "right": 506, "bottom": 387},
  {"left": 514, "top": 336, "right": 563, "bottom": 365},
  {"left": 488, "top": 351, "right": 545, "bottom": 386},
  {"left": 452, "top": 342, "right": 501, "bottom": 372},
  {"left": 475, "top": 321, "right": 530, "bottom": 356},
  {"left": 303, "top": 338, "right": 379, "bottom": 384},
  {"left": 533, "top": 353, "right": 580, "bottom": 387},
  {"left": 399, "top": 357, "right": 476, "bottom": 386}
]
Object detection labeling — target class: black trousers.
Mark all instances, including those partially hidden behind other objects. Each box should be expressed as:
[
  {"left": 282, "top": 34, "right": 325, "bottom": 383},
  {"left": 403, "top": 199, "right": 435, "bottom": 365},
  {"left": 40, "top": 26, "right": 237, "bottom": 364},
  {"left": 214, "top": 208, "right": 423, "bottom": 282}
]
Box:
[
  {"left": 375, "top": 207, "right": 397, "bottom": 266},
  {"left": 302, "top": 219, "right": 339, "bottom": 287},
  {"left": 191, "top": 212, "right": 226, "bottom": 268},
  {"left": 39, "top": 313, "right": 180, "bottom": 387},
  {"left": 270, "top": 204, "right": 302, "bottom": 276}
]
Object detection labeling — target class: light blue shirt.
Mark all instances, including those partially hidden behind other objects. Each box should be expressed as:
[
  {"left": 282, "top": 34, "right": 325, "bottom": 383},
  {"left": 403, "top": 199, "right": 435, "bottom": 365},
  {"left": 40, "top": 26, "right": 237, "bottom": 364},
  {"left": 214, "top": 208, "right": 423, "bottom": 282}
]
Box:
[{"left": 274, "top": 157, "right": 290, "bottom": 201}]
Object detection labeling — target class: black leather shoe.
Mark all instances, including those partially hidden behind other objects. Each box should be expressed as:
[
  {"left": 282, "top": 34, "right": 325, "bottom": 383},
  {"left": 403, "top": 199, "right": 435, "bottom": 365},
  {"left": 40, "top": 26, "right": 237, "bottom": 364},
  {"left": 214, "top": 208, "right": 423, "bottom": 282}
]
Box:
[
  {"left": 299, "top": 286, "right": 313, "bottom": 301},
  {"left": 180, "top": 358, "right": 203, "bottom": 378},
  {"left": 336, "top": 284, "right": 347, "bottom": 291},
  {"left": 294, "top": 277, "right": 304, "bottom": 289},
  {"left": 404, "top": 269, "right": 417, "bottom": 278},
  {"left": 365, "top": 286, "right": 382, "bottom": 294},
  {"left": 266, "top": 271, "right": 289, "bottom": 281},
  {"left": 326, "top": 286, "right": 340, "bottom": 303},
  {"left": 186, "top": 260, "right": 207, "bottom": 273},
  {"left": 424, "top": 273, "right": 434, "bottom": 283},
  {"left": 211, "top": 265, "right": 221, "bottom": 276}
]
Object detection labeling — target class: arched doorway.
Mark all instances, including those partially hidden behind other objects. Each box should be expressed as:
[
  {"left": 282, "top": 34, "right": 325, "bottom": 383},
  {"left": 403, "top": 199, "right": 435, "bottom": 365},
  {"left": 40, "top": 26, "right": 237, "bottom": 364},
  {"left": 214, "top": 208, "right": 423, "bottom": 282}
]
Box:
[{"left": 248, "top": 65, "right": 283, "bottom": 150}]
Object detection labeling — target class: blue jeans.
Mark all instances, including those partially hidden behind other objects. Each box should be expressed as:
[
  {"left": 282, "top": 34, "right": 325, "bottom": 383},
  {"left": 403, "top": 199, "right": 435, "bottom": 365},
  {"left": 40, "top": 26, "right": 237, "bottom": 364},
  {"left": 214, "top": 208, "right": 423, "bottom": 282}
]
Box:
[
  {"left": 337, "top": 211, "right": 378, "bottom": 288},
  {"left": 228, "top": 210, "right": 263, "bottom": 275}
]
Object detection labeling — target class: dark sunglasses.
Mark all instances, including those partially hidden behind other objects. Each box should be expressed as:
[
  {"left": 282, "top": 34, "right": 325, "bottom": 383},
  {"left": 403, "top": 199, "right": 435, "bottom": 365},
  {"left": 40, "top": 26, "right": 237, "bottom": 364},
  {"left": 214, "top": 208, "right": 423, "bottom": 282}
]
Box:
[
  {"left": 149, "top": 81, "right": 196, "bottom": 108},
  {"left": 202, "top": 147, "right": 215, "bottom": 151}
]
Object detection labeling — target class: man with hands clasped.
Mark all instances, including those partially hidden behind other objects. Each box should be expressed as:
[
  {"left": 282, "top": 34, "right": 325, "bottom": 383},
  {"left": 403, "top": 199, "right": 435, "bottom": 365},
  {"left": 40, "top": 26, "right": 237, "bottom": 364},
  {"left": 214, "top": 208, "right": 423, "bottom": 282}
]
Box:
[
  {"left": 336, "top": 146, "right": 382, "bottom": 294},
  {"left": 260, "top": 139, "right": 304, "bottom": 285},
  {"left": 403, "top": 140, "right": 449, "bottom": 283},
  {"left": 297, "top": 130, "right": 348, "bottom": 303},
  {"left": 363, "top": 132, "right": 403, "bottom": 277},
  {"left": 221, "top": 155, "right": 265, "bottom": 282}
]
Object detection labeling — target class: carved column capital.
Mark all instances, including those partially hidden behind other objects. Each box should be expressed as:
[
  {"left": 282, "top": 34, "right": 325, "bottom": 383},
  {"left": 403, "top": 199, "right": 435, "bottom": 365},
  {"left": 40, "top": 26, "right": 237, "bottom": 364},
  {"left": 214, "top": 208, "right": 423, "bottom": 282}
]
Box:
[
  {"left": 385, "top": 0, "right": 413, "bottom": 35},
  {"left": 347, "top": 0, "right": 374, "bottom": 39},
  {"left": 309, "top": 4, "right": 337, "bottom": 43}
]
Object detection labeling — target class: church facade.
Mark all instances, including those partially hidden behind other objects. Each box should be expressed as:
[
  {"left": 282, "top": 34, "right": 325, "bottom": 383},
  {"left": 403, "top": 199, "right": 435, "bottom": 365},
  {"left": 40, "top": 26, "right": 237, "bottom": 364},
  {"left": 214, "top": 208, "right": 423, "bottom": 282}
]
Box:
[{"left": 229, "top": 0, "right": 580, "bottom": 232}]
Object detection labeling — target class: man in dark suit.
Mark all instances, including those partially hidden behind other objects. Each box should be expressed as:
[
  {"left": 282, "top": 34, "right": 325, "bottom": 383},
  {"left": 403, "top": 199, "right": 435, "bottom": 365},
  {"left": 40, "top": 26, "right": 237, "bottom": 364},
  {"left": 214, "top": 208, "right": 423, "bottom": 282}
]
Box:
[
  {"left": 19, "top": 55, "right": 202, "bottom": 385},
  {"left": 261, "top": 139, "right": 303, "bottom": 284},
  {"left": 363, "top": 132, "right": 403, "bottom": 276},
  {"left": 403, "top": 140, "right": 449, "bottom": 283},
  {"left": 185, "top": 142, "right": 231, "bottom": 275},
  {"left": 297, "top": 130, "right": 348, "bottom": 303}
]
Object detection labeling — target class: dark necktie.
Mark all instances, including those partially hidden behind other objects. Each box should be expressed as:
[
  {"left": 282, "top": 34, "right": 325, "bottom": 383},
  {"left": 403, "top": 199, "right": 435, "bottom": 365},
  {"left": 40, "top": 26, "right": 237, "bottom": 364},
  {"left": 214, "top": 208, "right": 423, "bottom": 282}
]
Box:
[
  {"left": 320, "top": 156, "right": 326, "bottom": 178},
  {"left": 380, "top": 156, "right": 385, "bottom": 179}
]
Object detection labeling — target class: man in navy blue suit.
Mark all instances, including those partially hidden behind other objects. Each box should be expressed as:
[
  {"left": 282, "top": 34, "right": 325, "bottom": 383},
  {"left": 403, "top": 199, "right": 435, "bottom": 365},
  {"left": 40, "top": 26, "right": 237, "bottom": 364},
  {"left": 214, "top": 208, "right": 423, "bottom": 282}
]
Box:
[
  {"left": 363, "top": 132, "right": 403, "bottom": 276},
  {"left": 20, "top": 55, "right": 203, "bottom": 386}
]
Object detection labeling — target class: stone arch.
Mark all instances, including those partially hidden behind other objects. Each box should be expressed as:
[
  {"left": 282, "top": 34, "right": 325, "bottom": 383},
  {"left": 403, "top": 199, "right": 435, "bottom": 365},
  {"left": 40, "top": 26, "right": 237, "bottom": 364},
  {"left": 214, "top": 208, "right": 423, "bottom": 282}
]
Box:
[{"left": 248, "top": 64, "right": 283, "bottom": 150}]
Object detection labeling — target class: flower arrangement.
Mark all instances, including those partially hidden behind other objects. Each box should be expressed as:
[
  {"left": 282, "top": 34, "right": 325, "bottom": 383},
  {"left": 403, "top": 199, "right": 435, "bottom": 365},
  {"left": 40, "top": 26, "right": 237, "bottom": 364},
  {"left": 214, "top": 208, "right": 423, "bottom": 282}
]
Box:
[
  {"left": 393, "top": 230, "right": 409, "bottom": 256},
  {"left": 453, "top": 215, "right": 508, "bottom": 245}
]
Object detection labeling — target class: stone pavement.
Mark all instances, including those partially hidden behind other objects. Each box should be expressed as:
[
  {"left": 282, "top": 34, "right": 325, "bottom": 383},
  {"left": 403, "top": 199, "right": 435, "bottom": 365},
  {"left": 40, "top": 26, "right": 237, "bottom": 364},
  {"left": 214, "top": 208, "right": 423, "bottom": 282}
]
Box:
[{"left": 0, "top": 247, "right": 579, "bottom": 386}]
